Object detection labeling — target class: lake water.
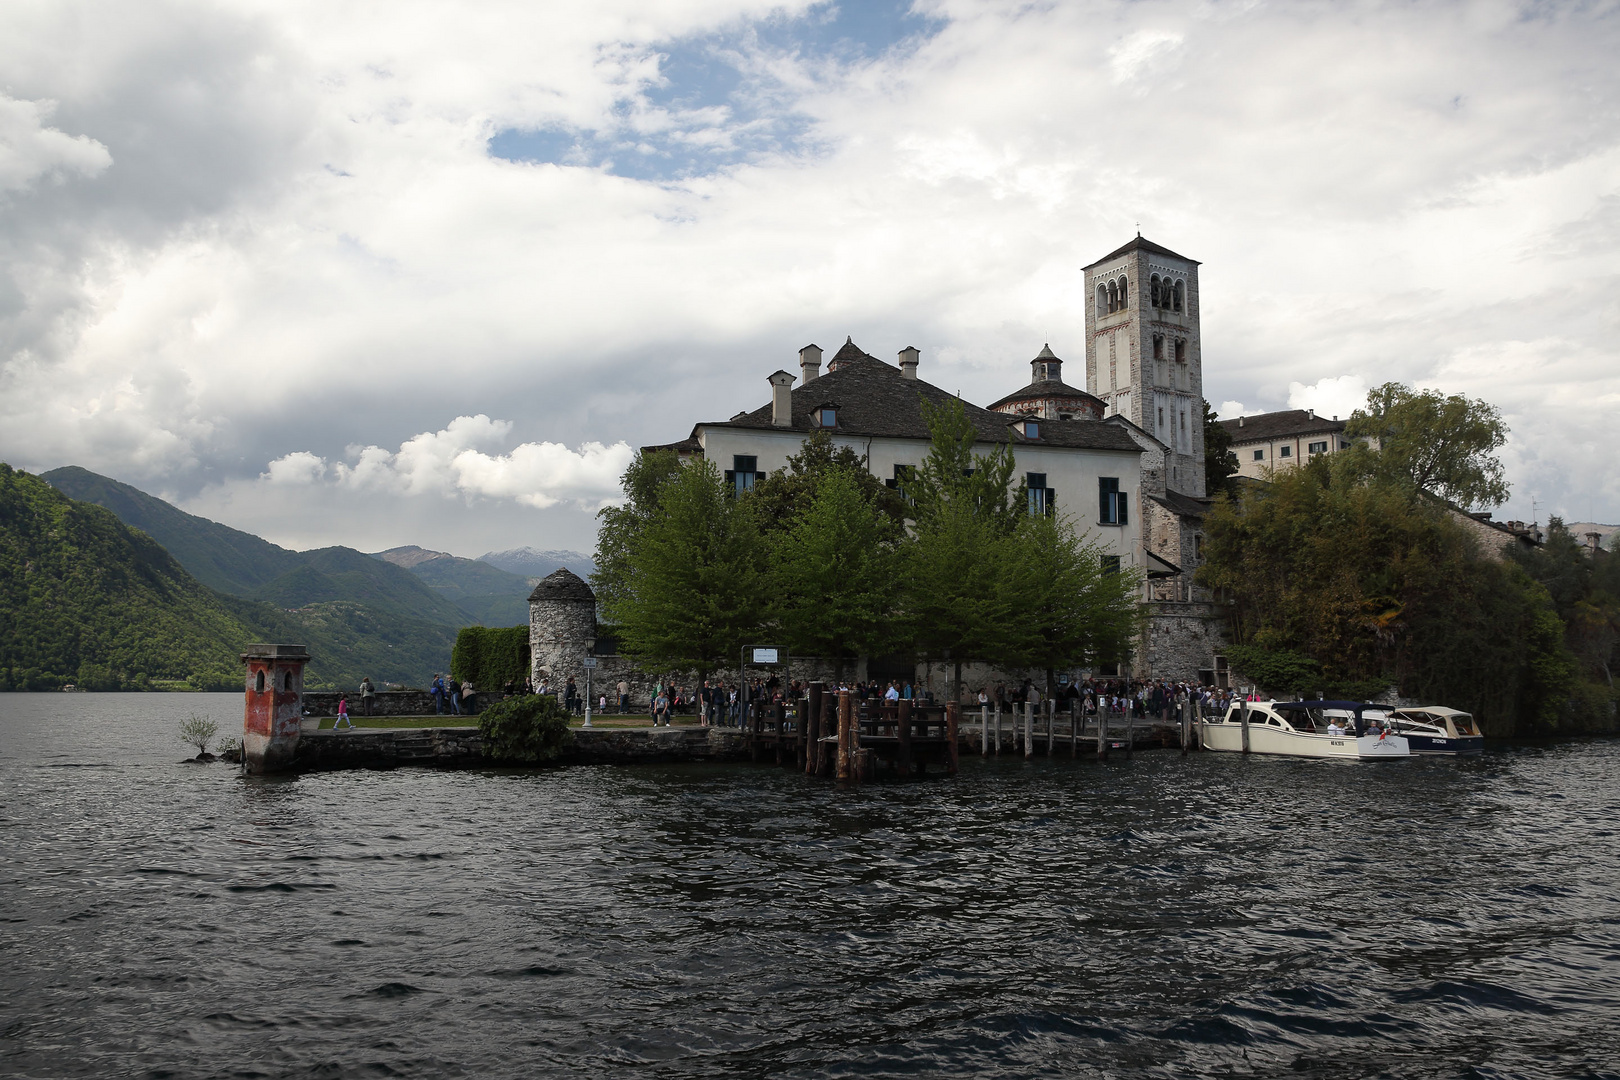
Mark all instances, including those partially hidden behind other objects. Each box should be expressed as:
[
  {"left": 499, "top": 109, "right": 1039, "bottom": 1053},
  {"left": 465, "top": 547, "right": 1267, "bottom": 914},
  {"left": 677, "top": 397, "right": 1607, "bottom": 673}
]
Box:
[{"left": 2, "top": 694, "right": 1618, "bottom": 1079}]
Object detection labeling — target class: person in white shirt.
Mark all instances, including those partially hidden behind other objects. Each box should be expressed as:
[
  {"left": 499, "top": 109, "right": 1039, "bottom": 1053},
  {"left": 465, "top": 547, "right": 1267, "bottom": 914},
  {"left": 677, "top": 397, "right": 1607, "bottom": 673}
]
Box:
[{"left": 884, "top": 682, "right": 900, "bottom": 702}]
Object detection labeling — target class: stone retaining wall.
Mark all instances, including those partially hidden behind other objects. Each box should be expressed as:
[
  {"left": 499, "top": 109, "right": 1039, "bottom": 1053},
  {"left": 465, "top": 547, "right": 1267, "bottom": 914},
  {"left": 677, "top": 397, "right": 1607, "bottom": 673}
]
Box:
[
  {"left": 291, "top": 725, "right": 758, "bottom": 771},
  {"left": 302, "top": 690, "right": 496, "bottom": 717}
]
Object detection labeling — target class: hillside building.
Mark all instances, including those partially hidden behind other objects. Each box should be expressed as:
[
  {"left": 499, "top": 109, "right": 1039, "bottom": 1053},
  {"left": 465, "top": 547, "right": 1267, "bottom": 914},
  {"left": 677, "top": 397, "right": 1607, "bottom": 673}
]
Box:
[{"left": 1219, "top": 409, "right": 1353, "bottom": 481}]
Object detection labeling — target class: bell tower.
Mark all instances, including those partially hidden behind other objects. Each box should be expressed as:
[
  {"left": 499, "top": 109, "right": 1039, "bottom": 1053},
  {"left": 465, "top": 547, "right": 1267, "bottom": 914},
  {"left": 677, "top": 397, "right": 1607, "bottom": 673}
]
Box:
[{"left": 1083, "top": 236, "right": 1205, "bottom": 497}]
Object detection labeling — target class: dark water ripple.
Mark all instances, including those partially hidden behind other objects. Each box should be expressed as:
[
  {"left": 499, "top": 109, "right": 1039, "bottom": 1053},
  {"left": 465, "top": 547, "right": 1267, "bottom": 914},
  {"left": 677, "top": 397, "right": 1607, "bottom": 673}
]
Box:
[{"left": 3, "top": 696, "right": 1620, "bottom": 1078}]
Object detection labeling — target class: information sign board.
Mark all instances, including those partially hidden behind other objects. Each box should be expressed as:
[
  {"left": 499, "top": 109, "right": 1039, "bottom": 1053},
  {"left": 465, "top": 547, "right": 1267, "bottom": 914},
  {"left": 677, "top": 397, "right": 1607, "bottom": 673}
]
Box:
[
  {"left": 751, "top": 648, "right": 779, "bottom": 664},
  {"left": 582, "top": 657, "right": 599, "bottom": 669}
]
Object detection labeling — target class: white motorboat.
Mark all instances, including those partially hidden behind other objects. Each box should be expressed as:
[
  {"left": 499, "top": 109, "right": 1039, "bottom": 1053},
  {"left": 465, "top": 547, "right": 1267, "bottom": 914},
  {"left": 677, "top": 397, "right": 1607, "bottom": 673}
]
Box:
[{"left": 1199, "top": 700, "right": 1410, "bottom": 759}]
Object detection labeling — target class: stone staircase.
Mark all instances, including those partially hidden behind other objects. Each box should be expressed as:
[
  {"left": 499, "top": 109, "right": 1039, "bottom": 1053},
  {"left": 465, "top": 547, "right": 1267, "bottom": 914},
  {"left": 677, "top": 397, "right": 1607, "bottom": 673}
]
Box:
[{"left": 393, "top": 733, "right": 438, "bottom": 762}]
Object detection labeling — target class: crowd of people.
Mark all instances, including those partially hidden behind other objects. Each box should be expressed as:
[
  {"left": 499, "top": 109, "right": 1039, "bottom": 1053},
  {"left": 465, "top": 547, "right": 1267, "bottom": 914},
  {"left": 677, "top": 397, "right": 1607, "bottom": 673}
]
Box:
[{"left": 465, "top": 670, "right": 1256, "bottom": 726}]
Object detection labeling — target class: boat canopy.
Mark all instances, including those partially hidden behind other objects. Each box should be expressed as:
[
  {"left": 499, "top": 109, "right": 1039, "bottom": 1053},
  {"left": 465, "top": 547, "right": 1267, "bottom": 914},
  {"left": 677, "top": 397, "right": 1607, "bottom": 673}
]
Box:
[{"left": 1273, "top": 701, "right": 1376, "bottom": 715}]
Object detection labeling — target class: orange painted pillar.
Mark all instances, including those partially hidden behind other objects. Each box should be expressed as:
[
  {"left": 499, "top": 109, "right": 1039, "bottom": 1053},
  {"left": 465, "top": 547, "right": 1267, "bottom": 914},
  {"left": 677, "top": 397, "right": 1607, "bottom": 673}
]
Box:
[{"left": 241, "top": 643, "right": 310, "bottom": 774}]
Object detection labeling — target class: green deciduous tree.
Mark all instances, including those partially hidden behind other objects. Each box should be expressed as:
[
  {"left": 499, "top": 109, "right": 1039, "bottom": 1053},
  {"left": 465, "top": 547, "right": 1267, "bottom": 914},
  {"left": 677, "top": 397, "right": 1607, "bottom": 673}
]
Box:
[
  {"left": 905, "top": 398, "right": 1025, "bottom": 533},
  {"left": 1000, "top": 510, "right": 1142, "bottom": 694},
  {"left": 769, "top": 466, "right": 899, "bottom": 672},
  {"left": 591, "top": 449, "right": 685, "bottom": 613},
  {"left": 1198, "top": 455, "right": 1576, "bottom": 734},
  {"left": 749, "top": 429, "right": 905, "bottom": 538},
  {"left": 1344, "top": 382, "right": 1510, "bottom": 509},
  {"left": 600, "top": 457, "right": 766, "bottom": 677}
]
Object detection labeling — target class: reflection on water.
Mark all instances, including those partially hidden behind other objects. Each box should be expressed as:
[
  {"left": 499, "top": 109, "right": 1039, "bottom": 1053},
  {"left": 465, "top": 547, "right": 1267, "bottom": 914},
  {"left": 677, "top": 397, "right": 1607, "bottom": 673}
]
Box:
[{"left": 2, "top": 694, "right": 1618, "bottom": 1078}]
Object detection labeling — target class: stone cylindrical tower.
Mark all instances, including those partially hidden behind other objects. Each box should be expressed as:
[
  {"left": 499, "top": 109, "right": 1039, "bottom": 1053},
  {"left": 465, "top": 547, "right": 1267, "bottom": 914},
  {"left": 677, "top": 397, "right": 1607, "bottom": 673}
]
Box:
[
  {"left": 241, "top": 643, "right": 310, "bottom": 774},
  {"left": 528, "top": 569, "right": 597, "bottom": 689}
]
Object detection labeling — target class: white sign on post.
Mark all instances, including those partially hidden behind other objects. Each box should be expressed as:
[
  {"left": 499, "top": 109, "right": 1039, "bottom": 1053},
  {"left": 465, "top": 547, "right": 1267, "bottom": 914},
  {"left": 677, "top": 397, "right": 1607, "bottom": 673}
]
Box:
[
  {"left": 751, "top": 648, "right": 779, "bottom": 664},
  {"left": 582, "top": 658, "right": 598, "bottom": 669}
]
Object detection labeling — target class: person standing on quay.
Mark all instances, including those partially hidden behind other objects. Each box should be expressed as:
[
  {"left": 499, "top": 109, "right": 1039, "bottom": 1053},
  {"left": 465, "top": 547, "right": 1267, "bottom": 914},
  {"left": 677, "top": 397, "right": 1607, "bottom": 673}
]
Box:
[
  {"left": 430, "top": 674, "right": 446, "bottom": 715},
  {"left": 359, "top": 676, "right": 375, "bottom": 716},
  {"left": 617, "top": 678, "right": 629, "bottom": 714},
  {"left": 461, "top": 678, "right": 476, "bottom": 716},
  {"left": 334, "top": 695, "right": 353, "bottom": 730}
]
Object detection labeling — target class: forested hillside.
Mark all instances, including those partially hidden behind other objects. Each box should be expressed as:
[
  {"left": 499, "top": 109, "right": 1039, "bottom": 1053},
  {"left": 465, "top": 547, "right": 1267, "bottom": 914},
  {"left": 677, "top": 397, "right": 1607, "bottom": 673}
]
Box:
[{"left": 2, "top": 465, "right": 453, "bottom": 690}]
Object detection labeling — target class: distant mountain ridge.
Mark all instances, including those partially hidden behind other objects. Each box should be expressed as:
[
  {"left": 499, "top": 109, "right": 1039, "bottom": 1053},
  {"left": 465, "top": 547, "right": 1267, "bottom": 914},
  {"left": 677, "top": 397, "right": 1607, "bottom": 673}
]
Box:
[
  {"left": 479, "top": 546, "right": 594, "bottom": 581},
  {"left": 3, "top": 464, "right": 452, "bottom": 690},
  {"left": 374, "top": 546, "right": 532, "bottom": 626}
]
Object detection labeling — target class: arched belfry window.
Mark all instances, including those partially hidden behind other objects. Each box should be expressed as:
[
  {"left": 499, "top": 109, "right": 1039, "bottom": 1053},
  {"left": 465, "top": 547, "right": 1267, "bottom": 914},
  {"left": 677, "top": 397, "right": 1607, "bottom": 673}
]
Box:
[
  {"left": 1107, "top": 280, "right": 1119, "bottom": 312},
  {"left": 1096, "top": 284, "right": 1107, "bottom": 314},
  {"left": 1173, "top": 280, "right": 1184, "bottom": 312},
  {"left": 1117, "top": 276, "right": 1128, "bottom": 306},
  {"left": 1150, "top": 275, "right": 1162, "bottom": 308}
]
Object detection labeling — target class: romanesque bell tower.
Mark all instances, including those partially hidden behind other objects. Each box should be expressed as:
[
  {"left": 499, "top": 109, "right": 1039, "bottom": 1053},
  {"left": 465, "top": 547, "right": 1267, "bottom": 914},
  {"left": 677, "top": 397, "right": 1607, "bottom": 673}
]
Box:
[{"left": 1083, "top": 236, "right": 1205, "bottom": 497}]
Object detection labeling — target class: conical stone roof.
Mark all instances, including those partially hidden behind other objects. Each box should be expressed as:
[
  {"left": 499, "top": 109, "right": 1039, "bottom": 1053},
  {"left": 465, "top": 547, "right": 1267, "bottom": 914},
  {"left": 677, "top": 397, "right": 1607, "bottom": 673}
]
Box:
[{"left": 527, "top": 567, "right": 595, "bottom": 603}]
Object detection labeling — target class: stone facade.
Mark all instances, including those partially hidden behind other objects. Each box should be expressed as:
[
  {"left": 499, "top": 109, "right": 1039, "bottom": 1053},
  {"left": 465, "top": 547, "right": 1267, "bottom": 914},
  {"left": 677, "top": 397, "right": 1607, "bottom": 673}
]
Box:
[
  {"left": 528, "top": 568, "right": 597, "bottom": 688},
  {"left": 1084, "top": 237, "right": 1206, "bottom": 498}
]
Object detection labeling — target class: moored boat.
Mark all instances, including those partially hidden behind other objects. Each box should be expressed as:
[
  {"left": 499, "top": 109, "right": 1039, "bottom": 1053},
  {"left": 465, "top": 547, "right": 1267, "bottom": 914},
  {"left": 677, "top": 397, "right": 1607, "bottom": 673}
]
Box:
[
  {"left": 1384, "top": 706, "right": 1484, "bottom": 755},
  {"left": 1199, "top": 700, "right": 1410, "bottom": 760}
]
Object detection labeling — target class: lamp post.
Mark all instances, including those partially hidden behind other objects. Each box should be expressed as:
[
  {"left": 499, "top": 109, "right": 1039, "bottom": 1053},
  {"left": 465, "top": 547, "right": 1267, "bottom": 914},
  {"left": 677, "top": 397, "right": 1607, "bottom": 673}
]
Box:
[{"left": 583, "top": 636, "right": 596, "bottom": 729}]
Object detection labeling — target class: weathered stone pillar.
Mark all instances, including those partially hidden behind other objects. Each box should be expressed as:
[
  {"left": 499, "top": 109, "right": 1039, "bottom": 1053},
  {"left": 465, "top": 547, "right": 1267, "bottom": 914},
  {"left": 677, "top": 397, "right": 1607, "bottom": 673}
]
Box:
[{"left": 242, "top": 643, "right": 310, "bottom": 774}]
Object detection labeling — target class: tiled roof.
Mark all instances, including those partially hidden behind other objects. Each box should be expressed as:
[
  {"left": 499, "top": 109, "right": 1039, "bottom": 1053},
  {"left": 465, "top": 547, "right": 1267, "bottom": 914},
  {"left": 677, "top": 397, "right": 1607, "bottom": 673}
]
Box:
[
  {"left": 703, "top": 350, "right": 1141, "bottom": 453},
  {"left": 1220, "top": 410, "right": 1347, "bottom": 443},
  {"left": 1148, "top": 489, "right": 1211, "bottom": 519},
  {"left": 987, "top": 378, "right": 1106, "bottom": 413},
  {"left": 640, "top": 435, "right": 701, "bottom": 455},
  {"left": 1083, "top": 235, "right": 1200, "bottom": 271}
]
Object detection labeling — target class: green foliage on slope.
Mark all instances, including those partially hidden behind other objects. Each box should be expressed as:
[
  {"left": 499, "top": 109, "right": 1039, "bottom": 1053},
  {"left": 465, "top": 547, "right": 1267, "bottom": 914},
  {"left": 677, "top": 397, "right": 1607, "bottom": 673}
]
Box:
[
  {"left": 379, "top": 548, "right": 532, "bottom": 626},
  {"left": 2, "top": 464, "right": 456, "bottom": 691}
]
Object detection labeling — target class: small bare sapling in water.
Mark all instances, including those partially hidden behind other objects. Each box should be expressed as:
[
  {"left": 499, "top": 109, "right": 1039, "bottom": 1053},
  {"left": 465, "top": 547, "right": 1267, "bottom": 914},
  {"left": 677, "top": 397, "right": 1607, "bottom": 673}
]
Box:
[{"left": 179, "top": 713, "right": 219, "bottom": 759}]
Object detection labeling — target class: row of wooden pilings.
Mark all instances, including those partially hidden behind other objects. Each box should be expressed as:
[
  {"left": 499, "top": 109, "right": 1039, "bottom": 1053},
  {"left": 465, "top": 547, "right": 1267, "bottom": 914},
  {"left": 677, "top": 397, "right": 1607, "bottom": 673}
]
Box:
[{"left": 751, "top": 684, "right": 1204, "bottom": 783}]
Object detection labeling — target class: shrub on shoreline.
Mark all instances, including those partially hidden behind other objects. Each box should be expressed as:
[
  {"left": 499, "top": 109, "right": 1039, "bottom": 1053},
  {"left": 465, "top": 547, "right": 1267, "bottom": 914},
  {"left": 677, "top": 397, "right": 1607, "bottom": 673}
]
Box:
[{"left": 478, "top": 694, "right": 572, "bottom": 764}]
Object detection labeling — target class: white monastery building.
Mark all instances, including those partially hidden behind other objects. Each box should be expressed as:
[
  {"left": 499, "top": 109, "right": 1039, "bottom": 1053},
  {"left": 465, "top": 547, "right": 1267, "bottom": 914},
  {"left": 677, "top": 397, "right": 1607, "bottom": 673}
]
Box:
[{"left": 641, "top": 235, "right": 1226, "bottom": 682}]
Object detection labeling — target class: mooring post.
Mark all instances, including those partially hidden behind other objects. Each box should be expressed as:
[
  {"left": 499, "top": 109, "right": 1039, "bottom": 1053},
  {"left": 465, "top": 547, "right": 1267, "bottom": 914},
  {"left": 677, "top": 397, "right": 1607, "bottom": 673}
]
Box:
[
  {"left": 1045, "top": 699, "right": 1055, "bottom": 756},
  {"left": 1098, "top": 704, "right": 1109, "bottom": 760},
  {"left": 897, "top": 698, "right": 914, "bottom": 778},
  {"left": 1023, "top": 701, "right": 1033, "bottom": 759},
  {"left": 1180, "top": 698, "right": 1190, "bottom": 756},
  {"left": 946, "top": 700, "right": 960, "bottom": 776},
  {"left": 836, "top": 689, "right": 853, "bottom": 782},
  {"left": 1070, "top": 702, "right": 1078, "bottom": 759},
  {"left": 804, "top": 682, "right": 822, "bottom": 774},
  {"left": 240, "top": 643, "right": 310, "bottom": 775},
  {"left": 980, "top": 705, "right": 988, "bottom": 756},
  {"left": 1126, "top": 706, "right": 1135, "bottom": 757},
  {"left": 993, "top": 704, "right": 1001, "bottom": 756},
  {"left": 1240, "top": 699, "right": 1251, "bottom": 755}
]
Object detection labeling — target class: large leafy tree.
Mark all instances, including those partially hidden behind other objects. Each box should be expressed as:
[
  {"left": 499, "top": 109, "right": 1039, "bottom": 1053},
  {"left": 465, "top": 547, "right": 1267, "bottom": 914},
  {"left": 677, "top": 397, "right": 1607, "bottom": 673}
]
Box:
[
  {"left": 1344, "top": 382, "right": 1510, "bottom": 509},
  {"left": 1000, "top": 510, "right": 1142, "bottom": 695},
  {"left": 769, "top": 466, "right": 899, "bottom": 673},
  {"left": 591, "top": 450, "right": 684, "bottom": 613},
  {"left": 749, "top": 430, "right": 905, "bottom": 538},
  {"left": 598, "top": 458, "right": 766, "bottom": 677},
  {"left": 904, "top": 398, "right": 1025, "bottom": 532},
  {"left": 1197, "top": 455, "right": 1576, "bottom": 733}
]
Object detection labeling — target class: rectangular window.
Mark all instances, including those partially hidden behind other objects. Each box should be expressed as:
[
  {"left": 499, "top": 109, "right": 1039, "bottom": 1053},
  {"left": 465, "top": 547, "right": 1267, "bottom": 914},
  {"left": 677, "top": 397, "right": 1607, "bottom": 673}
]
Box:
[
  {"left": 1340, "top": 439, "right": 1351, "bottom": 450},
  {"left": 1098, "top": 477, "right": 1128, "bottom": 525},
  {"left": 817, "top": 408, "right": 837, "bottom": 428},
  {"left": 1026, "top": 473, "right": 1052, "bottom": 516},
  {"left": 1279, "top": 445, "right": 1292, "bottom": 459},
  {"left": 1175, "top": 340, "right": 1186, "bottom": 362},
  {"left": 727, "top": 455, "right": 758, "bottom": 497},
  {"left": 1252, "top": 449, "right": 1264, "bottom": 461},
  {"left": 1153, "top": 335, "right": 1164, "bottom": 360},
  {"left": 1102, "top": 555, "right": 1121, "bottom": 575},
  {"left": 1308, "top": 440, "right": 1327, "bottom": 455}
]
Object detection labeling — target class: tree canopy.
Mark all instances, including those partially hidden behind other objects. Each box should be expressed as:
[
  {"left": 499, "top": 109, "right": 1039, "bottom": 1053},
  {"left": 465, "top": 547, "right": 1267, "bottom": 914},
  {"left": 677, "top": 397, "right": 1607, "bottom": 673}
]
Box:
[
  {"left": 1203, "top": 400, "right": 1238, "bottom": 498},
  {"left": 1344, "top": 381, "right": 1510, "bottom": 509}
]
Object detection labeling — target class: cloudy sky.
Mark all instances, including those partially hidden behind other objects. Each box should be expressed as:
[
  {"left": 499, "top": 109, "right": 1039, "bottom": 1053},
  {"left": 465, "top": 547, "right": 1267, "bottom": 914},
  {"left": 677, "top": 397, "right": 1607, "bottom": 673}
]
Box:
[{"left": 3, "top": 0, "right": 1617, "bottom": 557}]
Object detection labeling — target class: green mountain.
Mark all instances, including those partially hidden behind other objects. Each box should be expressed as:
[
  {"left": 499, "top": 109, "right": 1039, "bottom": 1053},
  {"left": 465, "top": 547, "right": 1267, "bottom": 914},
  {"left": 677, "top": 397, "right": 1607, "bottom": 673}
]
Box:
[
  {"left": 374, "top": 545, "right": 532, "bottom": 626},
  {"left": 40, "top": 465, "right": 304, "bottom": 594},
  {"left": 5, "top": 464, "right": 455, "bottom": 691}
]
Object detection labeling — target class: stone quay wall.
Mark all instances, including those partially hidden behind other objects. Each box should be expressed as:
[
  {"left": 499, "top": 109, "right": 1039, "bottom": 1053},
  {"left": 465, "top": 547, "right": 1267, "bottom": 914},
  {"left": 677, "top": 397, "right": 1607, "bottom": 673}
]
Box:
[{"left": 292, "top": 725, "right": 757, "bottom": 771}]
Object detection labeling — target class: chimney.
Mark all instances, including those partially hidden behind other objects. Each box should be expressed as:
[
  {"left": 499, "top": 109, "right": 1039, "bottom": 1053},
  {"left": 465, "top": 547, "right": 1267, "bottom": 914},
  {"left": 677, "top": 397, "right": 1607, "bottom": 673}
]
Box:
[
  {"left": 768, "top": 370, "right": 795, "bottom": 427},
  {"left": 799, "top": 343, "right": 822, "bottom": 384},
  {"left": 1307, "top": 408, "right": 1315, "bottom": 420},
  {"left": 1238, "top": 416, "right": 1244, "bottom": 427},
  {"left": 898, "top": 346, "right": 920, "bottom": 380}
]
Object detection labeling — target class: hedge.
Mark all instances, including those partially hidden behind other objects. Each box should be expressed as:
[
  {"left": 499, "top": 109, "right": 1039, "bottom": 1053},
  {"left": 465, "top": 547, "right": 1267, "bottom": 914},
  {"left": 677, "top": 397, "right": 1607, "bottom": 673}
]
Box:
[{"left": 450, "top": 625, "right": 530, "bottom": 691}]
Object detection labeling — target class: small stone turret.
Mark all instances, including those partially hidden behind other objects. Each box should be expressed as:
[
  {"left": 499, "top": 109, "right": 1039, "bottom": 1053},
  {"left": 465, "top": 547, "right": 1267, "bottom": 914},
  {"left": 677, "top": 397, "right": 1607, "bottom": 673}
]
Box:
[
  {"left": 241, "top": 643, "right": 309, "bottom": 774},
  {"left": 528, "top": 568, "right": 597, "bottom": 689}
]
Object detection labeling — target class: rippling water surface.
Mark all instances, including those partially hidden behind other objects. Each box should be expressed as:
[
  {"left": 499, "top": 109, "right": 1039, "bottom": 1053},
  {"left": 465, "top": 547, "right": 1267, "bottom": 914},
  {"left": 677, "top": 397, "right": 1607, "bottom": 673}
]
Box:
[{"left": 3, "top": 694, "right": 1619, "bottom": 1079}]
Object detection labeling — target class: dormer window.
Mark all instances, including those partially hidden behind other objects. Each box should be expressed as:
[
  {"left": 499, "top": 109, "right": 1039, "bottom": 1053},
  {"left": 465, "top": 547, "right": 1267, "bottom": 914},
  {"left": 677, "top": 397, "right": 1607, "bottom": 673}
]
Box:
[
  {"left": 1022, "top": 420, "right": 1040, "bottom": 439},
  {"left": 815, "top": 407, "right": 837, "bottom": 429}
]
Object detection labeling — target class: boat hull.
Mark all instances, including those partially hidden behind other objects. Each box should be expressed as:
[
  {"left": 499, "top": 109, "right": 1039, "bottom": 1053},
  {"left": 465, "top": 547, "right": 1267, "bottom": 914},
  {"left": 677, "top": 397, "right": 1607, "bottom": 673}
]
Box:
[
  {"left": 1199, "top": 722, "right": 1409, "bottom": 759},
  {"left": 1401, "top": 733, "right": 1484, "bottom": 756}
]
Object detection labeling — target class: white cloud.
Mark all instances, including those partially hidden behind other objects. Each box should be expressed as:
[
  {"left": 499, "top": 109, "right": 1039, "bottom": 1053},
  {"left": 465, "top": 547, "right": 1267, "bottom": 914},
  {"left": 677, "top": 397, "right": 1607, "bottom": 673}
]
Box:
[
  {"left": 0, "top": 95, "right": 111, "bottom": 194},
  {"left": 1216, "top": 400, "right": 1261, "bottom": 419},
  {"left": 262, "top": 416, "right": 633, "bottom": 511},
  {"left": 1, "top": 0, "right": 1618, "bottom": 552},
  {"left": 1286, "top": 375, "right": 1369, "bottom": 423}
]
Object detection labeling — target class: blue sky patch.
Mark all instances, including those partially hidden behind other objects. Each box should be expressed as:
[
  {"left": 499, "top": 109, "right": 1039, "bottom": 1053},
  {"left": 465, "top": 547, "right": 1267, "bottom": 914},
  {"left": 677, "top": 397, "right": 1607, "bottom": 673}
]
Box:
[{"left": 488, "top": 0, "right": 946, "bottom": 181}]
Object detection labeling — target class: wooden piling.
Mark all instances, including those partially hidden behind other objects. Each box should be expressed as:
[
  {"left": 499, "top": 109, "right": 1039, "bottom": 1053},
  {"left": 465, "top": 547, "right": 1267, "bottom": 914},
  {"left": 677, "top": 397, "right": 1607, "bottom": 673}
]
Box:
[
  {"left": 1180, "top": 698, "right": 1190, "bottom": 756},
  {"left": 1240, "top": 700, "right": 1251, "bottom": 755},
  {"left": 803, "top": 684, "right": 822, "bottom": 773},
  {"left": 946, "top": 701, "right": 960, "bottom": 776},
  {"left": 897, "top": 698, "right": 913, "bottom": 779},
  {"left": 994, "top": 705, "right": 1001, "bottom": 756},
  {"left": 1098, "top": 705, "right": 1109, "bottom": 759},
  {"left": 980, "top": 705, "right": 989, "bottom": 756},
  {"left": 1024, "top": 702, "right": 1033, "bottom": 759},
  {"left": 1126, "top": 707, "right": 1135, "bottom": 757},
  {"left": 836, "top": 690, "right": 853, "bottom": 782},
  {"left": 1070, "top": 704, "right": 1078, "bottom": 759},
  {"left": 1045, "top": 699, "right": 1055, "bottom": 756}
]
